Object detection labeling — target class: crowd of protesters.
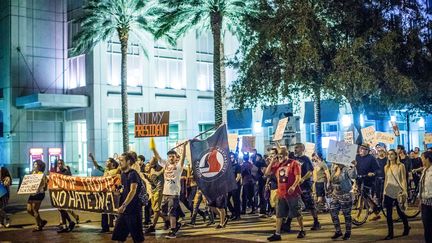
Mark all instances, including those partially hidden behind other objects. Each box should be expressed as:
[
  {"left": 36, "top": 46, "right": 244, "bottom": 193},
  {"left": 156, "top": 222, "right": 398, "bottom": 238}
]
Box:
[{"left": 0, "top": 140, "right": 431, "bottom": 243}]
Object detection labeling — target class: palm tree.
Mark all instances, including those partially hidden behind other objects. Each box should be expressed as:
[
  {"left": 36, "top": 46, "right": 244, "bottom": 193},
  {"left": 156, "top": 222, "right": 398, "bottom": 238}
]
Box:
[
  {"left": 153, "top": 0, "right": 256, "bottom": 127},
  {"left": 72, "top": 0, "right": 156, "bottom": 152}
]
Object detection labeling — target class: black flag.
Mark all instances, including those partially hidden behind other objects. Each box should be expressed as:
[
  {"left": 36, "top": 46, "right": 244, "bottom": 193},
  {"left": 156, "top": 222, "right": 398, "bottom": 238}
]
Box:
[{"left": 189, "top": 124, "right": 237, "bottom": 202}]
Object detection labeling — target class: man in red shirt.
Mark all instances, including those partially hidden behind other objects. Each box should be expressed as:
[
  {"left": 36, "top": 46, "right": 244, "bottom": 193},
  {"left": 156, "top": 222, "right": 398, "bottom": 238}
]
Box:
[{"left": 265, "top": 147, "right": 305, "bottom": 241}]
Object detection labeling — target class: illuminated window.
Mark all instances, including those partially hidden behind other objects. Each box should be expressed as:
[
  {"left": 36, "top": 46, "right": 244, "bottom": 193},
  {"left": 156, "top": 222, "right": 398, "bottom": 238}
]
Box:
[
  {"left": 197, "top": 61, "right": 213, "bottom": 91},
  {"left": 196, "top": 32, "right": 214, "bottom": 91},
  {"left": 67, "top": 55, "right": 86, "bottom": 89},
  {"left": 107, "top": 41, "right": 142, "bottom": 86},
  {"left": 154, "top": 40, "right": 185, "bottom": 89}
]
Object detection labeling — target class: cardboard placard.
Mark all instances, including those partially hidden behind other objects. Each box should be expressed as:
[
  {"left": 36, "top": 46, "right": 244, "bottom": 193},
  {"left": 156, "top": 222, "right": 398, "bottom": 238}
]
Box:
[
  {"left": 304, "top": 142, "right": 315, "bottom": 158},
  {"left": 327, "top": 140, "right": 358, "bottom": 166},
  {"left": 134, "top": 111, "right": 170, "bottom": 137},
  {"left": 273, "top": 117, "right": 288, "bottom": 141},
  {"left": 344, "top": 131, "right": 354, "bottom": 144},
  {"left": 391, "top": 121, "right": 400, "bottom": 136},
  {"left": 375, "top": 132, "right": 395, "bottom": 144},
  {"left": 361, "top": 126, "right": 376, "bottom": 146},
  {"left": 228, "top": 134, "right": 239, "bottom": 151},
  {"left": 241, "top": 136, "right": 256, "bottom": 153},
  {"left": 17, "top": 174, "right": 44, "bottom": 194},
  {"left": 424, "top": 133, "right": 432, "bottom": 144}
]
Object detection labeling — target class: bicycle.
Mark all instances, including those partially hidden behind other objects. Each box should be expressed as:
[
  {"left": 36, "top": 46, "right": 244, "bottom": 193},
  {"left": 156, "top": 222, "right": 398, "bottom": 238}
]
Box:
[{"left": 404, "top": 172, "right": 421, "bottom": 219}]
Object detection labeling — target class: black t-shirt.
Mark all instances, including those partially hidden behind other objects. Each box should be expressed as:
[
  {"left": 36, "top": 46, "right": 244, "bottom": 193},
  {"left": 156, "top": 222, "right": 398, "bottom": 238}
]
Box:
[
  {"left": 120, "top": 169, "right": 141, "bottom": 214},
  {"left": 356, "top": 154, "right": 379, "bottom": 186},
  {"left": 232, "top": 162, "right": 241, "bottom": 188},
  {"left": 295, "top": 155, "right": 314, "bottom": 190},
  {"left": 411, "top": 158, "right": 422, "bottom": 170},
  {"left": 376, "top": 158, "right": 387, "bottom": 178},
  {"left": 254, "top": 159, "right": 267, "bottom": 178},
  {"left": 400, "top": 157, "right": 412, "bottom": 172}
]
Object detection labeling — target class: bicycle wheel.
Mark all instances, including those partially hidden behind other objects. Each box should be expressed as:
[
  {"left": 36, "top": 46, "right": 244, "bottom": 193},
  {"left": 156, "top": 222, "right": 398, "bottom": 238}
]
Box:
[
  {"left": 352, "top": 194, "right": 369, "bottom": 226},
  {"left": 404, "top": 190, "right": 421, "bottom": 218}
]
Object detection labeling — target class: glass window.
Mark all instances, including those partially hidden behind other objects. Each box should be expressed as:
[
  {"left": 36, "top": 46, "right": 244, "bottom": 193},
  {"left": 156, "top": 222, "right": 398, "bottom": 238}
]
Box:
[
  {"left": 196, "top": 32, "right": 213, "bottom": 54},
  {"left": 199, "top": 123, "right": 214, "bottom": 139},
  {"left": 167, "top": 124, "right": 179, "bottom": 149},
  {"left": 67, "top": 55, "right": 86, "bottom": 89},
  {"left": 154, "top": 40, "right": 185, "bottom": 89},
  {"left": 197, "top": 61, "right": 213, "bottom": 91},
  {"left": 107, "top": 42, "right": 142, "bottom": 87}
]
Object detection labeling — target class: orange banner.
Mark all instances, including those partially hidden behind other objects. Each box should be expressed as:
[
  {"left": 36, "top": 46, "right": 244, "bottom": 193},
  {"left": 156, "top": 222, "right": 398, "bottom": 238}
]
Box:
[{"left": 48, "top": 173, "right": 120, "bottom": 192}]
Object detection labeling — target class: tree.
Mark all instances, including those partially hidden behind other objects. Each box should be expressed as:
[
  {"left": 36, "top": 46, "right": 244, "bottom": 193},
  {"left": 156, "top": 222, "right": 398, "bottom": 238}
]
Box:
[
  {"left": 230, "top": 0, "right": 337, "bottom": 154},
  {"left": 153, "top": 0, "right": 256, "bottom": 127},
  {"left": 72, "top": 0, "right": 157, "bottom": 152}
]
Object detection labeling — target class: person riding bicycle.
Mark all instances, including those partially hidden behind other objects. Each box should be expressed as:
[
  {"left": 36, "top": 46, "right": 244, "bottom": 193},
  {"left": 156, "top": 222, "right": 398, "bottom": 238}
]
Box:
[{"left": 355, "top": 143, "right": 380, "bottom": 220}]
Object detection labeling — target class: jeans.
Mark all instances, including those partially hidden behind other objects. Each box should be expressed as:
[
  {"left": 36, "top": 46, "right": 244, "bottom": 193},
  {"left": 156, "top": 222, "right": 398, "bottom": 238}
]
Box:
[
  {"left": 227, "top": 186, "right": 241, "bottom": 217},
  {"left": 101, "top": 213, "right": 115, "bottom": 231},
  {"left": 383, "top": 195, "right": 409, "bottom": 236},
  {"left": 421, "top": 203, "right": 432, "bottom": 243},
  {"left": 241, "top": 183, "right": 255, "bottom": 212},
  {"left": 257, "top": 178, "right": 267, "bottom": 214}
]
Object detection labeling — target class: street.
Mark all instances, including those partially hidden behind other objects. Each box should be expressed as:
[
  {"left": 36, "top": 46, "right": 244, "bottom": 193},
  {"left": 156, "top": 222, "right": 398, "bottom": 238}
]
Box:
[{"left": 0, "top": 186, "right": 426, "bottom": 243}]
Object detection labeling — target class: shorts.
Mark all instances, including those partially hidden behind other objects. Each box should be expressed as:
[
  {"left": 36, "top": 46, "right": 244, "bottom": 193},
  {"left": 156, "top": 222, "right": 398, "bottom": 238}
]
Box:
[
  {"left": 315, "top": 182, "right": 326, "bottom": 198},
  {"left": 276, "top": 196, "right": 302, "bottom": 219},
  {"left": 28, "top": 193, "right": 45, "bottom": 202},
  {"left": 151, "top": 190, "right": 163, "bottom": 212},
  {"left": 112, "top": 213, "right": 144, "bottom": 242},
  {"left": 207, "top": 194, "right": 227, "bottom": 209},
  {"left": 161, "top": 195, "right": 180, "bottom": 218},
  {"left": 301, "top": 190, "right": 316, "bottom": 210},
  {"left": 270, "top": 190, "right": 278, "bottom": 208}
]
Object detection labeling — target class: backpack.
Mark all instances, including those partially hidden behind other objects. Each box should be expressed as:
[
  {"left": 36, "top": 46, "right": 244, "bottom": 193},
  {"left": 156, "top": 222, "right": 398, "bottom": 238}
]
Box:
[{"left": 128, "top": 170, "right": 149, "bottom": 206}]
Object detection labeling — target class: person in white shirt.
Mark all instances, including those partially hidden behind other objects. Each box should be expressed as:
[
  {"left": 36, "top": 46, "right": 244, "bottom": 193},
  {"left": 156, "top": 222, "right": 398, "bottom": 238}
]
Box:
[
  {"left": 420, "top": 151, "right": 432, "bottom": 243},
  {"left": 152, "top": 142, "right": 187, "bottom": 239}
]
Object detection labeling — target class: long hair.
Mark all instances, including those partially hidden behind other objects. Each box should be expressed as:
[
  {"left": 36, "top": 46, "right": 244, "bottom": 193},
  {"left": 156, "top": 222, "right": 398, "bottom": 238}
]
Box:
[
  {"left": 1, "top": 167, "right": 11, "bottom": 183},
  {"left": 422, "top": 151, "right": 432, "bottom": 165},
  {"left": 33, "top": 160, "right": 46, "bottom": 172}
]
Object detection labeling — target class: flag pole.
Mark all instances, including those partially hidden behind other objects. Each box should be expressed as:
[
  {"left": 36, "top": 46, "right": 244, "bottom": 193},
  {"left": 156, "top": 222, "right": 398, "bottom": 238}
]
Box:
[{"left": 169, "top": 124, "right": 222, "bottom": 150}]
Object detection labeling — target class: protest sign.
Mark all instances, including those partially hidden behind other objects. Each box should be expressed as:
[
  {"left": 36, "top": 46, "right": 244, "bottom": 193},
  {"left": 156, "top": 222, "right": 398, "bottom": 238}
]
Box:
[
  {"left": 375, "top": 132, "right": 395, "bottom": 144},
  {"left": 361, "top": 126, "right": 376, "bottom": 146},
  {"left": 327, "top": 140, "right": 358, "bottom": 166},
  {"left": 134, "top": 111, "right": 169, "bottom": 137},
  {"left": 228, "top": 134, "right": 239, "bottom": 151},
  {"left": 241, "top": 136, "right": 256, "bottom": 153},
  {"left": 48, "top": 173, "right": 121, "bottom": 213},
  {"left": 344, "top": 131, "right": 354, "bottom": 144},
  {"left": 304, "top": 142, "right": 315, "bottom": 158},
  {"left": 17, "top": 174, "right": 44, "bottom": 194},
  {"left": 424, "top": 133, "right": 432, "bottom": 144},
  {"left": 273, "top": 117, "right": 288, "bottom": 141},
  {"left": 391, "top": 121, "right": 400, "bottom": 136}
]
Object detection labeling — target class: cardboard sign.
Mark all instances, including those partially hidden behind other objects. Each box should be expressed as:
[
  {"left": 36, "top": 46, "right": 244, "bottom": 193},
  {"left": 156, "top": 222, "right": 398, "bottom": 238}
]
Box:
[
  {"left": 273, "top": 117, "right": 288, "bottom": 141},
  {"left": 304, "top": 142, "right": 315, "bottom": 158},
  {"left": 134, "top": 111, "right": 170, "bottom": 137},
  {"left": 375, "top": 132, "right": 395, "bottom": 144},
  {"left": 391, "top": 121, "right": 400, "bottom": 136},
  {"left": 17, "top": 174, "right": 44, "bottom": 194},
  {"left": 241, "top": 136, "right": 256, "bottom": 153},
  {"left": 327, "top": 140, "right": 358, "bottom": 166},
  {"left": 424, "top": 133, "right": 432, "bottom": 144},
  {"left": 228, "top": 134, "right": 239, "bottom": 151},
  {"left": 361, "top": 126, "right": 376, "bottom": 146},
  {"left": 48, "top": 173, "right": 121, "bottom": 213},
  {"left": 344, "top": 131, "right": 354, "bottom": 144}
]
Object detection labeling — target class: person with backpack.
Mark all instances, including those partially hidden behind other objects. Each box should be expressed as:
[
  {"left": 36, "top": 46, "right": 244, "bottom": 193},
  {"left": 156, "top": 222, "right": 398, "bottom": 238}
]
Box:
[
  {"left": 0, "top": 166, "right": 12, "bottom": 228},
  {"left": 112, "top": 152, "right": 145, "bottom": 243}
]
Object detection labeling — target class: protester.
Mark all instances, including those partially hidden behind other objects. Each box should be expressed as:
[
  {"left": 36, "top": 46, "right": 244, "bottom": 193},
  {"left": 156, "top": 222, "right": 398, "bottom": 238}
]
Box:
[
  {"left": 144, "top": 157, "right": 166, "bottom": 233},
  {"left": 227, "top": 152, "right": 242, "bottom": 220},
  {"left": 252, "top": 150, "right": 268, "bottom": 216},
  {"left": 265, "top": 148, "right": 279, "bottom": 217},
  {"left": 409, "top": 150, "right": 423, "bottom": 191},
  {"left": 374, "top": 147, "right": 387, "bottom": 212},
  {"left": 420, "top": 151, "right": 432, "bottom": 243},
  {"left": 328, "top": 161, "right": 357, "bottom": 240},
  {"left": 266, "top": 147, "right": 305, "bottom": 241},
  {"left": 383, "top": 149, "right": 410, "bottom": 240},
  {"left": 0, "top": 166, "right": 11, "bottom": 228},
  {"left": 56, "top": 159, "right": 76, "bottom": 233},
  {"left": 241, "top": 154, "right": 256, "bottom": 214},
  {"left": 27, "top": 160, "right": 48, "bottom": 232},
  {"left": 208, "top": 193, "right": 228, "bottom": 229},
  {"left": 312, "top": 152, "right": 330, "bottom": 210},
  {"left": 152, "top": 141, "right": 187, "bottom": 239},
  {"left": 89, "top": 153, "right": 120, "bottom": 232},
  {"left": 111, "top": 152, "right": 144, "bottom": 243}
]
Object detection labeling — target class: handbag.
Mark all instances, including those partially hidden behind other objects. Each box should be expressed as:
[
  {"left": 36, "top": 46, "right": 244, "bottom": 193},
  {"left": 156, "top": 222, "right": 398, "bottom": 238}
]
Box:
[{"left": 389, "top": 166, "right": 407, "bottom": 211}]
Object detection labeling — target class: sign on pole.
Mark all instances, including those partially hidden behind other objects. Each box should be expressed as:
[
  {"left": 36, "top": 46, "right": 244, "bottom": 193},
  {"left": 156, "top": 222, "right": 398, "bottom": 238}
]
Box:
[
  {"left": 327, "top": 140, "right": 358, "bottom": 166},
  {"left": 424, "top": 133, "right": 432, "bottom": 144},
  {"left": 375, "top": 132, "right": 395, "bottom": 144},
  {"left": 134, "top": 111, "right": 170, "bottom": 137},
  {"left": 273, "top": 118, "right": 288, "bottom": 141},
  {"left": 391, "top": 121, "right": 400, "bottom": 136},
  {"left": 17, "top": 174, "right": 44, "bottom": 194},
  {"left": 241, "top": 136, "right": 256, "bottom": 153},
  {"left": 344, "top": 131, "right": 354, "bottom": 144},
  {"left": 361, "top": 126, "right": 376, "bottom": 146}
]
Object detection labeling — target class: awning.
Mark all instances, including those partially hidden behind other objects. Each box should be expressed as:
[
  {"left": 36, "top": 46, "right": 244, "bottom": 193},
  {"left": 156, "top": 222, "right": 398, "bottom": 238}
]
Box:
[
  {"left": 365, "top": 109, "right": 390, "bottom": 120},
  {"left": 16, "top": 93, "right": 89, "bottom": 110},
  {"left": 227, "top": 108, "right": 252, "bottom": 130},
  {"left": 303, "top": 100, "right": 339, "bottom": 123},
  {"left": 261, "top": 104, "right": 293, "bottom": 127}
]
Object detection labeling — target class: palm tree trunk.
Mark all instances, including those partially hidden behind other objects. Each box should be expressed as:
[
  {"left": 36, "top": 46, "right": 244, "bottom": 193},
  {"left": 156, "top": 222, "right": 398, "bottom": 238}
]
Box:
[
  {"left": 211, "top": 12, "right": 223, "bottom": 127},
  {"left": 313, "top": 88, "right": 322, "bottom": 155},
  {"left": 220, "top": 41, "right": 227, "bottom": 125},
  {"left": 118, "top": 28, "right": 129, "bottom": 153},
  {"left": 351, "top": 104, "right": 362, "bottom": 145}
]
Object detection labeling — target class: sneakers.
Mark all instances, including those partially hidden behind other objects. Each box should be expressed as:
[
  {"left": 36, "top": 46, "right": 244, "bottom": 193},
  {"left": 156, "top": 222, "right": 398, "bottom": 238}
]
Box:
[
  {"left": 165, "top": 230, "right": 176, "bottom": 239},
  {"left": 311, "top": 222, "right": 321, "bottom": 231},
  {"left": 331, "top": 231, "right": 343, "bottom": 239},
  {"left": 41, "top": 220, "right": 48, "bottom": 229},
  {"left": 57, "top": 226, "right": 69, "bottom": 233},
  {"left": 297, "top": 230, "right": 306, "bottom": 239},
  {"left": 3, "top": 218, "right": 10, "bottom": 228},
  {"left": 342, "top": 232, "right": 351, "bottom": 240},
  {"left": 68, "top": 221, "right": 76, "bottom": 232},
  {"left": 222, "top": 217, "right": 229, "bottom": 227},
  {"left": 32, "top": 227, "right": 43, "bottom": 232},
  {"left": 173, "top": 223, "right": 182, "bottom": 234},
  {"left": 145, "top": 225, "right": 156, "bottom": 234},
  {"left": 267, "top": 233, "right": 282, "bottom": 241},
  {"left": 215, "top": 224, "right": 224, "bottom": 229}
]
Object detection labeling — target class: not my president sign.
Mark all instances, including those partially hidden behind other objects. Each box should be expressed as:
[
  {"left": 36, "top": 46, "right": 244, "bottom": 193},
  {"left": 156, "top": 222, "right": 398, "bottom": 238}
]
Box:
[
  {"left": 135, "top": 111, "right": 170, "bottom": 137},
  {"left": 48, "top": 173, "right": 121, "bottom": 213}
]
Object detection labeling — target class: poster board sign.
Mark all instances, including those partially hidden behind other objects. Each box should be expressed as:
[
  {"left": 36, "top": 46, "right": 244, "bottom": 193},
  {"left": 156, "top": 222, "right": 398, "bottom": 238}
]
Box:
[
  {"left": 17, "top": 174, "right": 44, "bottom": 194},
  {"left": 241, "top": 136, "right": 256, "bottom": 153},
  {"left": 228, "top": 134, "right": 239, "bottom": 151},
  {"left": 375, "top": 132, "right": 395, "bottom": 144},
  {"left": 327, "top": 140, "right": 358, "bottom": 166},
  {"left": 273, "top": 117, "right": 288, "bottom": 141},
  {"left": 48, "top": 173, "right": 121, "bottom": 213},
  {"left": 361, "top": 126, "right": 376, "bottom": 146},
  {"left": 304, "top": 142, "right": 315, "bottom": 158},
  {"left": 344, "top": 131, "right": 354, "bottom": 144},
  {"left": 390, "top": 121, "right": 400, "bottom": 136},
  {"left": 424, "top": 133, "right": 432, "bottom": 144},
  {"left": 134, "top": 111, "right": 170, "bottom": 137}
]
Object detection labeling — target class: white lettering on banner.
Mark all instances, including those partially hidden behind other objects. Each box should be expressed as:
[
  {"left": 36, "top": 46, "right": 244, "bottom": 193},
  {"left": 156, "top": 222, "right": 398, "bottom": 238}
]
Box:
[
  {"left": 17, "top": 174, "right": 44, "bottom": 194},
  {"left": 327, "top": 140, "right": 358, "bottom": 166},
  {"left": 50, "top": 190, "right": 117, "bottom": 213},
  {"left": 375, "top": 132, "right": 395, "bottom": 144}
]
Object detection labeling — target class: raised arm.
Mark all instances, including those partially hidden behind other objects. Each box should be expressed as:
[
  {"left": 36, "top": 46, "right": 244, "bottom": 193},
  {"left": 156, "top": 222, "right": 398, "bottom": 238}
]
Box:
[
  {"left": 89, "top": 153, "right": 104, "bottom": 172},
  {"left": 179, "top": 142, "right": 187, "bottom": 168}
]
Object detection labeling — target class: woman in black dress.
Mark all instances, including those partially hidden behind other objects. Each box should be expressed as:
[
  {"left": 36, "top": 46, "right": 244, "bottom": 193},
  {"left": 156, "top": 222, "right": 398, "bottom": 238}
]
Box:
[{"left": 27, "top": 160, "right": 48, "bottom": 231}]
